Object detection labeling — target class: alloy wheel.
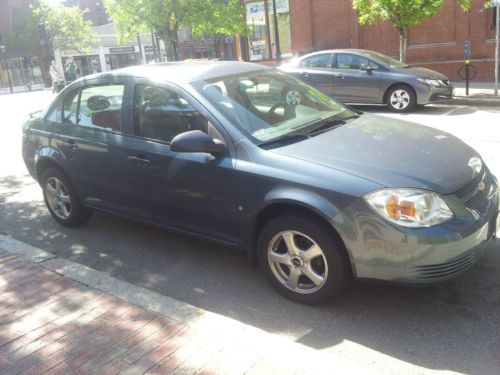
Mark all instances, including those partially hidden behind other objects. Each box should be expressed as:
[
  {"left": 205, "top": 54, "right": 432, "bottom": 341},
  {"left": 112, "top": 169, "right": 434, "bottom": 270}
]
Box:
[
  {"left": 267, "top": 230, "right": 328, "bottom": 294},
  {"left": 390, "top": 89, "right": 411, "bottom": 110},
  {"left": 45, "top": 177, "right": 72, "bottom": 219}
]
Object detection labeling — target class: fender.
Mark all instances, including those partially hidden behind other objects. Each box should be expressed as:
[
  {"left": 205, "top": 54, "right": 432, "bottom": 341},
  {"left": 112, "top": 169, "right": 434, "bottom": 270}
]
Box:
[{"left": 34, "top": 147, "right": 81, "bottom": 195}]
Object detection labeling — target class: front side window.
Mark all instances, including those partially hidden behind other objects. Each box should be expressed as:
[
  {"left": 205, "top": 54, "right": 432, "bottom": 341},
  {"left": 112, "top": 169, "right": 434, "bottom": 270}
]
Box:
[
  {"left": 134, "top": 84, "right": 208, "bottom": 143},
  {"left": 336, "top": 54, "right": 378, "bottom": 70},
  {"left": 63, "top": 90, "right": 79, "bottom": 125},
  {"left": 193, "top": 69, "right": 354, "bottom": 144},
  {"left": 300, "top": 54, "right": 332, "bottom": 69}
]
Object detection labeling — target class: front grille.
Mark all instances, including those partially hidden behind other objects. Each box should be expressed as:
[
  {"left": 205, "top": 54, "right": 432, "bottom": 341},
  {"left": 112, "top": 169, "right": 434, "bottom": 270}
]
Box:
[
  {"left": 454, "top": 169, "right": 485, "bottom": 200},
  {"left": 407, "top": 253, "right": 476, "bottom": 280}
]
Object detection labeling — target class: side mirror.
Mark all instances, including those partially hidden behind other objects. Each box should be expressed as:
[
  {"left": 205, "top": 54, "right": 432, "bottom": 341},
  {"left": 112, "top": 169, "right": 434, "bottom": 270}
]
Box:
[
  {"left": 361, "top": 64, "right": 378, "bottom": 72},
  {"left": 170, "top": 130, "right": 226, "bottom": 156}
]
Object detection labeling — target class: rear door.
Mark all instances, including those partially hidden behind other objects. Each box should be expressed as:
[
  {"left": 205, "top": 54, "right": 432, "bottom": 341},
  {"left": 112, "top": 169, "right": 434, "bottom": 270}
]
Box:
[
  {"left": 52, "top": 80, "right": 130, "bottom": 210},
  {"left": 332, "top": 53, "right": 384, "bottom": 103}
]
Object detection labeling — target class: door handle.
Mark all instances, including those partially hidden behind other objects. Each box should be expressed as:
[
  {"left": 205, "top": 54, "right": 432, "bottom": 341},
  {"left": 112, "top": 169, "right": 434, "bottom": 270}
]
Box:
[
  {"left": 65, "top": 139, "right": 78, "bottom": 150},
  {"left": 127, "top": 155, "right": 151, "bottom": 166},
  {"left": 334, "top": 74, "right": 345, "bottom": 79},
  {"left": 300, "top": 72, "right": 309, "bottom": 77}
]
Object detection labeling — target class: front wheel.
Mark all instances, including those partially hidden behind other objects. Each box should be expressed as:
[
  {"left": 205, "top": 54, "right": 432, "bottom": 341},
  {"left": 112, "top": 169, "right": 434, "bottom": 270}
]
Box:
[
  {"left": 386, "top": 84, "right": 416, "bottom": 112},
  {"left": 257, "top": 214, "right": 350, "bottom": 305}
]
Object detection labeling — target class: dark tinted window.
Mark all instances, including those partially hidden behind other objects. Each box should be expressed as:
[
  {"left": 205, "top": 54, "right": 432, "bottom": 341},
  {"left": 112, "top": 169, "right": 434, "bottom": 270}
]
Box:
[
  {"left": 47, "top": 104, "right": 61, "bottom": 123},
  {"left": 300, "top": 54, "right": 332, "bottom": 68},
  {"left": 336, "top": 54, "right": 379, "bottom": 70},
  {"left": 134, "top": 84, "right": 208, "bottom": 143}
]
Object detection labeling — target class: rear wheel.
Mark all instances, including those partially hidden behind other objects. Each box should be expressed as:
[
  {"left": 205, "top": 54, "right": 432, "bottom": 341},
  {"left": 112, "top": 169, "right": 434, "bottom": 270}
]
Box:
[
  {"left": 257, "top": 214, "right": 350, "bottom": 304},
  {"left": 42, "top": 168, "right": 92, "bottom": 227},
  {"left": 386, "top": 84, "right": 416, "bottom": 112}
]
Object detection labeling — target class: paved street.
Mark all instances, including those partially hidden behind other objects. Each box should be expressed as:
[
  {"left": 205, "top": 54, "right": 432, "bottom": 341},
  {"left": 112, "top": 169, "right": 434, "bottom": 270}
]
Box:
[{"left": 1, "top": 90, "right": 499, "bottom": 374}]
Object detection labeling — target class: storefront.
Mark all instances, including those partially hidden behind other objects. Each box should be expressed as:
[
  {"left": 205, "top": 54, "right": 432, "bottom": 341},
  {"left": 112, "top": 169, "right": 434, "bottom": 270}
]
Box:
[
  {"left": 244, "top": 0, "right": 292, "bottom": 61},
  {"left": 105, "top": 46, "right": 141, "bottom": 70},
  {"left": 0, "top": 56, "right": 44, "bottom": 94}
]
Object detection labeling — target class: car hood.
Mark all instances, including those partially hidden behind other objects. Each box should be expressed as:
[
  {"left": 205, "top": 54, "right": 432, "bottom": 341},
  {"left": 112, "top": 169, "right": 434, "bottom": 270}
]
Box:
[
  {"left": 270, "top": 114, "right": 480, "bottom": 195},
  {"left": 393, "top": 66, "right": 449, "bottom": 80}
]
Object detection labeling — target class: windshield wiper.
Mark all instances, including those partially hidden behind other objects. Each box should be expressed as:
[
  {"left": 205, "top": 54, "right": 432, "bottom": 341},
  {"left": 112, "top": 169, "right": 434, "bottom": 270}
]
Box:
[
  {"left": 305, "top": 114, "right": 359, "bottom": 136},
  {"left": 258, "top": 132, "right": 309, "bottom": 148}
]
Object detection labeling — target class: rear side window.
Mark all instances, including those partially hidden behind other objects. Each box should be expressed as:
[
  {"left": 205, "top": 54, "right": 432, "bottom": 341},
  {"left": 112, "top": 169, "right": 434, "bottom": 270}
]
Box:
[
  {"left": 300, "top": 54, "right": 332, "bottom": 68},
  {"left": 134, "top": 84, "right": 208, "bottom": 143},
  {"left": 61, "top": 84, "right": 124, "bottom": 131},
  {"left": 78, "top": 85, "right": 124, "bottom": 130}
]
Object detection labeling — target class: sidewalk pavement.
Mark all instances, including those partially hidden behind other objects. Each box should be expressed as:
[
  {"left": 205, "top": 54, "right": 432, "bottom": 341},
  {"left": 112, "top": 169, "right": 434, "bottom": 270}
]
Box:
[
  {"left": 0, "top": 235, "right": 369, "bottom": 375},
  {"left": 447, "top": 82, "right": 500, "bottom": 106}
]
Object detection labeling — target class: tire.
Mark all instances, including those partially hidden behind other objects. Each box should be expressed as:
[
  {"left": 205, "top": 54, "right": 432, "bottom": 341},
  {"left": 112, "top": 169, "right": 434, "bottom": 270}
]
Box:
[
  {"left": 41, "top": 167, "right": 92, "bottom": 227},
  {"left": 257, "top": 214, "right": 350, "bottom": 305},
  {"left": 386, "top": 84, "right": 416, "bottom": 113}
]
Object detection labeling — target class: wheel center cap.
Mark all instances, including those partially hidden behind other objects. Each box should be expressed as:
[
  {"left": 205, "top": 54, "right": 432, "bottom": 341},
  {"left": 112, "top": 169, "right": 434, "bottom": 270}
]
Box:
[{"left": 291, "top": 257, "right": 303, "bottom": 267}]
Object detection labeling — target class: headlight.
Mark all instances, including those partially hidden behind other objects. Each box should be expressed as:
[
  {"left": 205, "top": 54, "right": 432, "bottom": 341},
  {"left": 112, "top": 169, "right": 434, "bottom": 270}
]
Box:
[
  {"left": 418, "top": 78, "right": 441, "bottom": 87},
  {"left": 364, "top": 189, "right": 454, "bottom": 228}
]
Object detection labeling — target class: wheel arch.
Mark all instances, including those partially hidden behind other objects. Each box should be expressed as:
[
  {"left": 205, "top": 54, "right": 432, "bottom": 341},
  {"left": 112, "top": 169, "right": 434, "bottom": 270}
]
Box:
[
  {"left": 249, "top": 196, "right": 353, "bottom": 276},
  {"left": 35, "top": 149, "right": 76, "bottom": 190},
  {"left": 382, "top": 82, "right": 417, "bottom": 104}
]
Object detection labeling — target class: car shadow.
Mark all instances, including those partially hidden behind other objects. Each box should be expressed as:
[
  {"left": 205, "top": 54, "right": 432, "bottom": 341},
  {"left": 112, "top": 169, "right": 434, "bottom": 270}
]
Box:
[
  {"left": 1, "top": 174, "right": 499, "bottom": 375},
  {"left": 351, "top": 104, "right": 478, "bottom": 116}
]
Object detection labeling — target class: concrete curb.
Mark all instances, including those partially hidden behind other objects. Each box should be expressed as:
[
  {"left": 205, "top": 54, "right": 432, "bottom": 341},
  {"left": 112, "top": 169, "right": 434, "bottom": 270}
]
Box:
[
  {"left": 0, "top": 234, "right": 375, "bottom": 375},
  {"left": 443, "top": 97, "right": 500, "bottom": 107}
]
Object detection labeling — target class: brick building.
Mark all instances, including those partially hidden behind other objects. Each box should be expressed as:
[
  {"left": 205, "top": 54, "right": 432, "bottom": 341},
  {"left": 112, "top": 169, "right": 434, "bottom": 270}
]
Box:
[
  {"left": 244, "top": 0, "right": 498, "bottom": 81},
  {"left": 63, "top": 0, "right": 110, "bottom": 26}
]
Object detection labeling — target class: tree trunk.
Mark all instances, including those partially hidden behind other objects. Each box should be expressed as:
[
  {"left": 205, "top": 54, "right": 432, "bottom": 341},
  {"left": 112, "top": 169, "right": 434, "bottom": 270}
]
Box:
[
  {"left": 160, "top": 32, "right": 175, "bottom": 62},
  {"left": 399, "top": 27, "right": 408, "bottom": 63}
]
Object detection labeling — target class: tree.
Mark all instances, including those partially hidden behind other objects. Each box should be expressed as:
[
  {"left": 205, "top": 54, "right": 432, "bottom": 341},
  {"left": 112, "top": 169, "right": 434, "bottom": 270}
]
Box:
[
  {"left": 352, "top": 0, "right": 471, "bottom": 62},
  {"left": 104, "top": 0, "right": 247, "bottom": 61},
  {"left": 3, "top": 11, "right": 39, "bottom": 55},
  {"left": 32, "top": 1, "right": 98, "bottom": 55},
  {"left": 187, "top": 0, "right": 247, "bottom": 58}
]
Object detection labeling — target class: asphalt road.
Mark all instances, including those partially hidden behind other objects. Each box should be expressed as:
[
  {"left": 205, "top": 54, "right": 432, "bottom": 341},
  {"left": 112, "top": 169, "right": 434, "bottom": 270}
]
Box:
[{"left": 1, "top": 91, "right": 499, "bottom": 374}]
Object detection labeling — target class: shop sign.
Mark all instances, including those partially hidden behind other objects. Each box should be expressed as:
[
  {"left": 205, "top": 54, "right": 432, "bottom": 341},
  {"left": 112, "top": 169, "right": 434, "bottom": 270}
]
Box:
[{"left": 109, "top": 46, "right": 136, "bottom": 54}]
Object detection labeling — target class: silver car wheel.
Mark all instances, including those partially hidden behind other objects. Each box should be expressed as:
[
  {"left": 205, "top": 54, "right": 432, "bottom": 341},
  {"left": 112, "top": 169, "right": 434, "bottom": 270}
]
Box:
[
  {"left": 285, "top": 90, "right": 302, "bottom": 106},
  {"left": 267, "top": 230, "right": 328, "bottom": 294},
  {"left": 45, "top": 177, "right": 72, "bottom": 219},
  {"left": 390, "top": 89, "right": 411, "bottom": 110}
]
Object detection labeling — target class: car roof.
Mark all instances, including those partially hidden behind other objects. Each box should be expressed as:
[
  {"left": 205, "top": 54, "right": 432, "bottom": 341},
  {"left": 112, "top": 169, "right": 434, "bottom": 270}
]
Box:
[
  {"left": 81, "top": 61, "right": 270, "bottom": 84},
  {"left": 303, "top": 49, "right": 378, "bottom": 56}
]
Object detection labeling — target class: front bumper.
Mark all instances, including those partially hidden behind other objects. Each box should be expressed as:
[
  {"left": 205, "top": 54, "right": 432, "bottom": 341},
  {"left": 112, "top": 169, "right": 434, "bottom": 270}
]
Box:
[
  {"left": 332, "top": 177, "right": 499, "bottom": 284},
  {"left": 416, "top": 83, "right": 454, "bottom": 105}
]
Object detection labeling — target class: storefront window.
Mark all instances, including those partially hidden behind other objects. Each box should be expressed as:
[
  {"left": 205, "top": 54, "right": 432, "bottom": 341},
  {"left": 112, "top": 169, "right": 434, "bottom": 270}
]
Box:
[
  {"left": 245, "top": 0, "right": 292, "bottom": 61},
  {"left": 105, "top": 53, "right": 140, "bottom": 70},
  {"left": 246, "top": 2, "right": 269, "bottom": 61}
]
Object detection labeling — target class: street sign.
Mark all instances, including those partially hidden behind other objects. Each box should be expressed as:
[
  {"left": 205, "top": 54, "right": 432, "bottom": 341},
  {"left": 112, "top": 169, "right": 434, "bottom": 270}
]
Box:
[{"left": 464, "top": 40, "right": 470, "bottom": 59}]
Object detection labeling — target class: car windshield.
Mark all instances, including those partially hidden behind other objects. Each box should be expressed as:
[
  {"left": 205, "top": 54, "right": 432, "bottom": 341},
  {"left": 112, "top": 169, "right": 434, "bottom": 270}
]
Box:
[
  {"left": 360, "top": 50, "right": 408, "bottom": 68},
  {"left": 193, "top": 69, "right": 353, "bottom": 144}
]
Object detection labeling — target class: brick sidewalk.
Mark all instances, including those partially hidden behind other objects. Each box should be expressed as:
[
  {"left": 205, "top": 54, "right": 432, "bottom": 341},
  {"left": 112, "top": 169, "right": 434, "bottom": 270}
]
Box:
[{"left": 0, "top": 244, "right": 362, "bottom": 375}]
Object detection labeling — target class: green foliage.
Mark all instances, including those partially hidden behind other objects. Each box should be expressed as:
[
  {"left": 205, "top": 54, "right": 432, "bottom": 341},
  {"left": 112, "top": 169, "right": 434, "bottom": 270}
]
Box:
[
  {"left": 353, "top": 0, "right": 471, "bottom": 32},
  {"left": 3, "top": 11, "right": 39, "bottom": 54},
  {"left": 32, "top": 1, "right": 98, "bottom": 53},
  {"left": 187, "top": 0, "right": 248, "bottom": 37},
  {"left": 104, "top": 0, "right": 247, "bottom": 60}
]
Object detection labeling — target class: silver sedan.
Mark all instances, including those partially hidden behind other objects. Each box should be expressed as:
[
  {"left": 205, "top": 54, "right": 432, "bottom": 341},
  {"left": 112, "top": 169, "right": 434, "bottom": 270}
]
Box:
[{"left": 279, "top": 49, "right": 454, "bottom": 112}]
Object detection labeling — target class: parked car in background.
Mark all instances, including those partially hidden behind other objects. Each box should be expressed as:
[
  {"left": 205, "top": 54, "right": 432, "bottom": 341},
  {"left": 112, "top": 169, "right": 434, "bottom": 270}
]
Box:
[
  {"left": 279, "top": 49, "right": 454, "bottom": 112},
  {"left": 22, "top": 62, "right": 498, "bottom": 304}
]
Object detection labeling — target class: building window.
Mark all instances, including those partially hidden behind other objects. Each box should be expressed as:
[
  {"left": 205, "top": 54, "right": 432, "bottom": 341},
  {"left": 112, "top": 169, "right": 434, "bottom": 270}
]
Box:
[{"left": 493, "top": 7, "right": 498, "bottom": 29}]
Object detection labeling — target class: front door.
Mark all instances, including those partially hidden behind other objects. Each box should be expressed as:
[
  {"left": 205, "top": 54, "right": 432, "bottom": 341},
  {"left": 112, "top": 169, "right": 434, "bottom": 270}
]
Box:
[
  {"left": 119, "top": 82, "right": 239, "bottom": 244},
  {"left": 293, "top": 53, "right": 335, "bottom": 97},
  {"left": 332, "top": 53, "right": 383, "bottom": 103}
]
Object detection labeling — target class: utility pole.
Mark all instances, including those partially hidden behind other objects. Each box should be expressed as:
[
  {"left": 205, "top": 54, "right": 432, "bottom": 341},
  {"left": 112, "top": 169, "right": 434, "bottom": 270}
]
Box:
[
  {"left": 271, "top": 0, "right": 281, "bottom": 64},
  {"left": 495, "top": 1, "right": 499, "bottom": 95}
]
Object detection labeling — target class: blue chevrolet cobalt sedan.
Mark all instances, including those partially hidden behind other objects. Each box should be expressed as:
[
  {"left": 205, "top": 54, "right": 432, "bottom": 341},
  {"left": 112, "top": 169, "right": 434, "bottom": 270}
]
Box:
[{"left": 22, "top": 62, "right": 499, "bottom": 304}]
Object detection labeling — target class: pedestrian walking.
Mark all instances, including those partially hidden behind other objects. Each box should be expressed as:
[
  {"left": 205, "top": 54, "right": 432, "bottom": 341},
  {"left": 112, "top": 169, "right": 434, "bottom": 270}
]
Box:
[
  {"left": 49, "top": 60, "right": 65, "bottom": 94},
  {"left": 65, "top": 57, "right": 77, "bottom": 82}
]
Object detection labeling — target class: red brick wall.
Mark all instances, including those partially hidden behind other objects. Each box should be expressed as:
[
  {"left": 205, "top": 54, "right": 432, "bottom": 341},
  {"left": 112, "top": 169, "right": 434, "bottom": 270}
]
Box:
[{"left": 286, "top": 0, "right": 498, "bottom": 81}]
